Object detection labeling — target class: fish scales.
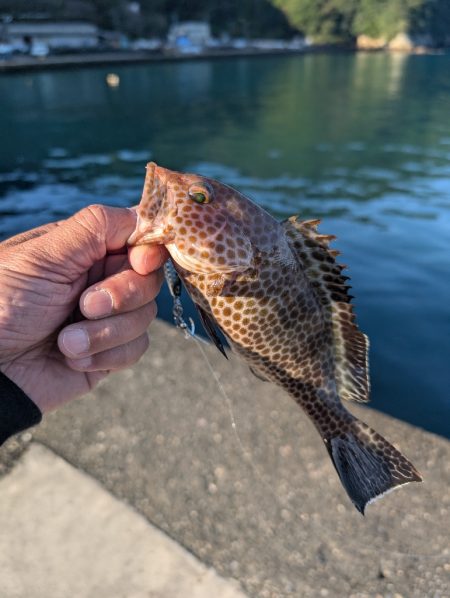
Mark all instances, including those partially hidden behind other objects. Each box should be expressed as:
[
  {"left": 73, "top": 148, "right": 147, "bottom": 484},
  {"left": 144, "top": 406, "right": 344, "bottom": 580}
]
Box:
[{"left": 128, "top": 162, "right": 422, "bottom": 514}]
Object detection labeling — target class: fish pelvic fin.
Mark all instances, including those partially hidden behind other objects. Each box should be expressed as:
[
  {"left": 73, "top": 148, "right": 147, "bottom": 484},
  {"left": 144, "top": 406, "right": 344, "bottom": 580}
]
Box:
[{"left": 324, "top": 417, "right": 422, "bottom": 515}]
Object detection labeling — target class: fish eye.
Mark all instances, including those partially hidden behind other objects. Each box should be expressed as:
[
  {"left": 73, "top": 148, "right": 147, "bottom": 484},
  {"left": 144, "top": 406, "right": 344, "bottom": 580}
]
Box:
[{"left": 188, "top": 182, "right": 213, "bottom": 205}]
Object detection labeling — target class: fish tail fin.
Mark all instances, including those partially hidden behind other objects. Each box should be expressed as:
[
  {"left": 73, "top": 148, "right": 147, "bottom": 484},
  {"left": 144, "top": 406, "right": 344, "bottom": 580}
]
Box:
[{"left": 323, "top": 417, "right": 422, "bottom": 514}]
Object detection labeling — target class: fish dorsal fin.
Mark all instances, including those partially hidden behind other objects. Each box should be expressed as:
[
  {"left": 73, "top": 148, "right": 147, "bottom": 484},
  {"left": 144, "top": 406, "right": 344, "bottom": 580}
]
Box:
[{"left": 282, "top": 216, "right": 370, "bottom": 403}]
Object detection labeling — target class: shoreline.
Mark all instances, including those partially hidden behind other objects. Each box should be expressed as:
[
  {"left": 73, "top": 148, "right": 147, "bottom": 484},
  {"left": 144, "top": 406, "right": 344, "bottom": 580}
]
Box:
[
  {"left": 0, "top": 48, "right": 314, "bottom": 74},
  {"left": 1, "top": 45, "right": 446, "bottom": 75}
]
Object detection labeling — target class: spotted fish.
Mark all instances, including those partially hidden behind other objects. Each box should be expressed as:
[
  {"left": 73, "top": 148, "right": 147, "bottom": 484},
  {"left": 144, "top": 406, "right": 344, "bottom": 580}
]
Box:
[{"left": 128, "top": 162, "right": 422, "bottom": 514}]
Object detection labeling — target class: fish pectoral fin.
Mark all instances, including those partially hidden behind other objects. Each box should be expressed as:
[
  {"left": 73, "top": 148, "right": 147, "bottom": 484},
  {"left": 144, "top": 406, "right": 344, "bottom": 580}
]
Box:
[
  {"left": 249, "top": 366, "right": 268, "bottom": 382},
  {"left": 195, "top": 305, "right": 228, "bottom": 359}
]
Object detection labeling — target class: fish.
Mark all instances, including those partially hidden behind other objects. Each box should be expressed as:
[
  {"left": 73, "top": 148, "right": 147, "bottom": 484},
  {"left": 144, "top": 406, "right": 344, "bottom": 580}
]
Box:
[{"left": 128, "top": 162, "right": 422, "bottom": 514}]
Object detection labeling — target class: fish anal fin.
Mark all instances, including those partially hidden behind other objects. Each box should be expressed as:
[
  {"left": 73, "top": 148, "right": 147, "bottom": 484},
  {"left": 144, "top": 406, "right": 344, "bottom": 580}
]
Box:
[
  {"left": 195, "top": 304, "right": 228, "bottom": 359},
  {"left": 282, "top": 216, "right": 370, "bottom": 403}
]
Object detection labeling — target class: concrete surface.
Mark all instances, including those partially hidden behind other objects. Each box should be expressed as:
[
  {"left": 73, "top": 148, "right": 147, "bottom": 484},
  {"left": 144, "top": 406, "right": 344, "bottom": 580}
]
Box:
[
  {"left": 1, "top": 319, "right": 449, "bottom": 597},
  {"left": 0, "top": 443, "right": 246, "bottom": 598}
]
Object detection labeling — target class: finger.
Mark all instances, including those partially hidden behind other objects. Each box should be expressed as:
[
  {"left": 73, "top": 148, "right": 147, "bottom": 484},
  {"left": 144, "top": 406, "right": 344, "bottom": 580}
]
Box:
[
  {"left": 86, "top": 258, "right": 107, "bottom": 289},
  {"left": 86, "top": 253, "right": 129, "bottom": 289},
  {"left": 66, "top": 332, "right": 149, "bottom": 372},
  {"left": 58, "top": 302, "right": 157, "bottom": 358},
  {"left": 80, "top": 268, "right": 164, "bottom": 319},
  {"left": 104, "top": 253, "right": 129, "bottom": 278},
  {"left": 128, "top": 244, "right": 168, "bottom": 275}
]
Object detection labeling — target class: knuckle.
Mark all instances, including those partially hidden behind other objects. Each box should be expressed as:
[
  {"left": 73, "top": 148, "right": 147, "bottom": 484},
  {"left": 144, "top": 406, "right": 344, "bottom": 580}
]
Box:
[
  {"left": 77, "top": 205, "right": 108, "bottom": 239},
  {"left": 113, "top": 274, "right": 145, "bottom": 313},
  {"left": 94, "top": 305, "right": 152, "bottom": 352},
  {"left": 85, "top": 204, "right": 108, "bottom": 226},
  {"left": 128, "top": 278, "right": 144, "bottom": 306},
  {"left": 71, "top": 204, "right": 108, "bottom": 248},
  {"left": 67, "top": 356, "right": 92, "bottom": 371},
  {"left": 97, "top": 322, "right": 117, "bottom": 346}
]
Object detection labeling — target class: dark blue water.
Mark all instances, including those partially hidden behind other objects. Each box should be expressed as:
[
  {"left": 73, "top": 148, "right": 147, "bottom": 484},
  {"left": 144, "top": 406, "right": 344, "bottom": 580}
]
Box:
[{"left": 0, "top": 53, "right": 449, "bottom": 437}]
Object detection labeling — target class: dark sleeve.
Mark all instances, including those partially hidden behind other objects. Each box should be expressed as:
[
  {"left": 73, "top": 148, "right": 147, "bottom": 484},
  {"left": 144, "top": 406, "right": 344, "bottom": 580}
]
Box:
[{"left": 0, "top": 371, "right": 42, "bottom": 446}]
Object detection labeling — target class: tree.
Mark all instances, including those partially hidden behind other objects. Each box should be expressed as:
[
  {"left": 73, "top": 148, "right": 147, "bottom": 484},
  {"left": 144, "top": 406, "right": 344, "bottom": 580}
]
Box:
[
  {"left": 271, "top": 0, "right": 359, "bottom": 42},
  {"left": 272, "top": 0, "right": 450, "bottom": 44},
  {"left": 352, "top": 0, "right": 424, "bottom": 40}
]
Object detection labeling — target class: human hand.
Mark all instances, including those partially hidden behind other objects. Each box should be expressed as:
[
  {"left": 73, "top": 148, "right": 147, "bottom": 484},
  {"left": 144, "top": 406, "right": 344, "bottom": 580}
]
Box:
[{"left": 0, "top": 205, "right": 168, "bottom": 413}]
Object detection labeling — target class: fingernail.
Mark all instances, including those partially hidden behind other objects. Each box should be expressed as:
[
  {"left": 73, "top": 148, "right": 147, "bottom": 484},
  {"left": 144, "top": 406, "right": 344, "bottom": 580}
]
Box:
[
  {"left": 83, "top": 289, "right": 113, "bottom": 318},
  {"left": 61, "top": 328, "right": 90, "bottom": 356}
]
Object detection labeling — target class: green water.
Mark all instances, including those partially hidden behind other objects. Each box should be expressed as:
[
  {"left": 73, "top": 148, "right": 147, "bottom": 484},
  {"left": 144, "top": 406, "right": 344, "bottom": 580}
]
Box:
[{"left": 0, "top": 53, "right": 449, "bottom": 436}]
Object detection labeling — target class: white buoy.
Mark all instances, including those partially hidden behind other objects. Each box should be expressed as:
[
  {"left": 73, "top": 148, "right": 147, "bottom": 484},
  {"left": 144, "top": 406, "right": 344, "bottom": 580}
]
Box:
[{"left": 106, "top": 73, "right": 120, "bottom": 87}]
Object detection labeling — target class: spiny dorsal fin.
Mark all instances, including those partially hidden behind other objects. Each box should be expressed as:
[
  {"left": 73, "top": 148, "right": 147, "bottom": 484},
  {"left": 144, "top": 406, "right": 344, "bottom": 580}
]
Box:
[
  {"left": 283, "top": 216, "right": 370, "bottom": 403},
  {"left": 301, "top": 218, "right": 321, "bottom": 231}
]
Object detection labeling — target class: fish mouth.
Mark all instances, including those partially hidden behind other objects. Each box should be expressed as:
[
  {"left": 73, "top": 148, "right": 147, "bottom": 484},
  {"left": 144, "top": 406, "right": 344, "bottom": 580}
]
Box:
[
  {"left": 127, "top": 215, "right": 172, "bottom": 246},
  {"left": 128, "top": 162, "right": 171, "bottom": 246}
]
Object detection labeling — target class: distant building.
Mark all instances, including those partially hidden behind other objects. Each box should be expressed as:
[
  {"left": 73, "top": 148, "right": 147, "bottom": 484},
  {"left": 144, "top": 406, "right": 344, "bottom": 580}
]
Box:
[
  {"left": 4, "top": 21, "right": 99, "bottom": 51},
  {"left": 167, "top": 21, "right": 211, "bottom": 48}
]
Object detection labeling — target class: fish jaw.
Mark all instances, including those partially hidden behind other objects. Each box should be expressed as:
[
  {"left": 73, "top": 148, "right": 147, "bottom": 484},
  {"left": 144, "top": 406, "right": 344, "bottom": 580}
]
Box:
[
  {"left": 166, "top": 241, "right": 250, "bottom": 275},
  {"left": 127, "top": 213, "right": 175, "bottom": 246},
  {"left": 128, "top": 162, "right": 173, "bottom": 245}
]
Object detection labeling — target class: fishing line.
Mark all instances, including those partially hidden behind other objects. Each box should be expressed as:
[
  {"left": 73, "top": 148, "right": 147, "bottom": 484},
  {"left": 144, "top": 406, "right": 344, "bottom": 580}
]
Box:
[
  {"left": 192, "top": 335, "right": 250, "bottom": 457},
  {"left": 163, "top": 259, "right": 445, "bottom": 563},
  {"left": 186, "top": 332, "right": 447, "bottom": 563}
]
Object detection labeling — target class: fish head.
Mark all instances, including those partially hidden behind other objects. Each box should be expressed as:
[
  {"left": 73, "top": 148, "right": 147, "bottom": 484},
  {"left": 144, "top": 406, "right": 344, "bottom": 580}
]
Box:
[{"left": 128, "top": 162, "right": 256, "bottom": 275}]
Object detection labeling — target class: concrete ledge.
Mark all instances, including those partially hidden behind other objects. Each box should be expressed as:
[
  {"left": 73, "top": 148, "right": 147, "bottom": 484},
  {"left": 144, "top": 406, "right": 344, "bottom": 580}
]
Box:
[
  {"left": 12, "top": 320, "right": 450, "bottom": 596},
  {"left": 0, "top": 443, "right": 246, "bottom": 598},
  {"left": 0, "top": 49, "right": 306, "bottom": 74}
]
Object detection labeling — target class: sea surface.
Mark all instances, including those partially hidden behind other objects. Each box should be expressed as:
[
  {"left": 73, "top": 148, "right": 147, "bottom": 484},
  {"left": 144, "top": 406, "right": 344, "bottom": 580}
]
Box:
[{"left": 0, "top": 53, "right": 449, "bottom": 437}]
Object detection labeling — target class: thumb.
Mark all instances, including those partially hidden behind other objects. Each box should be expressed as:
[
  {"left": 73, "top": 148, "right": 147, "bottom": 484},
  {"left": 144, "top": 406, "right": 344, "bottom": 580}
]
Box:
[{"left": 17, "top": 205, "right": 137, "bottom": 281}]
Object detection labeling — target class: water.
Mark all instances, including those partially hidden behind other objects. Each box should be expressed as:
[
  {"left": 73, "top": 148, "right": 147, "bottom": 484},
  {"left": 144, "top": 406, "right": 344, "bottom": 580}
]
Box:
[{"left": 0, "top": 53, "right": 449, "bottom": 437}]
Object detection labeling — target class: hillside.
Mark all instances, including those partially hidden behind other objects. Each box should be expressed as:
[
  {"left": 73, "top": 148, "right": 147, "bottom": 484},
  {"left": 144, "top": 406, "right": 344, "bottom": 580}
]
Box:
[
  {"left": 273, "top": 0, "right": 450, "bottom": 45},
  {"left": 1, "top": 0, "right": 449, "bottom": 45}
]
